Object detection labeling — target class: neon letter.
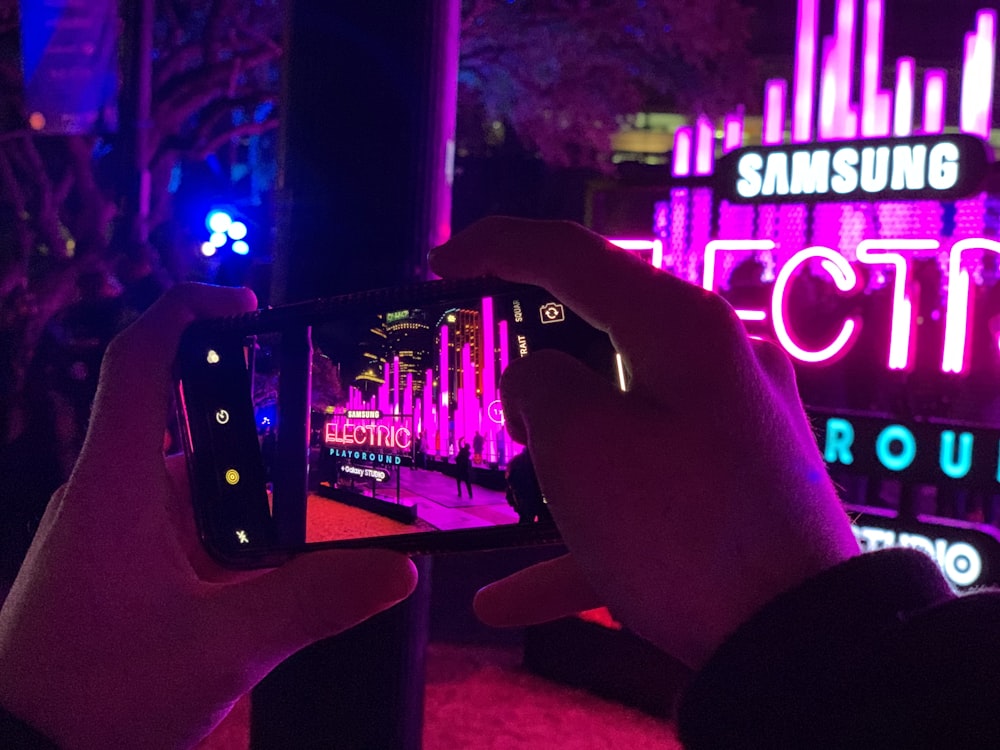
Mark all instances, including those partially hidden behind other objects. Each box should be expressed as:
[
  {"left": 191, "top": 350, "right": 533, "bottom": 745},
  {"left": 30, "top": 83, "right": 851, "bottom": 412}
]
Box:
[
  {"left": 856, "top": 239, "right": 938, "bottom": 370},
  {"left": 761, "top": 153, "right": 790, "bottom": 196},
  {"left": 928, "top": 142, "right": 960, "bottom": 190},
  {"left": 702, "top": 239, "right": 774, "bottom": 322},
  {"left": 830, "top": 147, "right": 860, "bottom": 193},
  {"left": 875, "top": 424, "right": 917, "bottom": 472},
  {"left": 824, "top": 417, "right": 855, "bottom": 465},
  {"left": 940, "top": 430, "right": 973, "bottom": 479},
  {"left": 772, "top": 246, "right": 860, "bottom": 363},
  {"left": 890, "top": 144, "right": 926, "bottom": 190},
  {"left": 859, "top": 146, "right": 890, "bottom": 192},
  {"left": 790, "top": 150, "right": 831, "bottom": 194},
  {"left": 736, "top": 153, "right": 763, "bottom": 198}
]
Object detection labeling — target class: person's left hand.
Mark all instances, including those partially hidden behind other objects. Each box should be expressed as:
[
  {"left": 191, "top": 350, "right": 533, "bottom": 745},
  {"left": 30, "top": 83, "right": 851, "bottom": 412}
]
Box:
[{"left": 0, "top": 284, "right": 418, "bottom": 749}]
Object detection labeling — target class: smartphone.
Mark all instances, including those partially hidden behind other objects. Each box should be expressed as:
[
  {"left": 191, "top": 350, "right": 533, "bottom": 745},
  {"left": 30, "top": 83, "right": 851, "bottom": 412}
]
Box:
[{"left": 174, "top": 277, "right": 619, "bottom": 567}]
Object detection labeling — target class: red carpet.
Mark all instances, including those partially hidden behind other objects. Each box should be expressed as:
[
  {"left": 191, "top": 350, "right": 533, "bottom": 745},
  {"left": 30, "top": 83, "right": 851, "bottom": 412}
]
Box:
[{"left": 199, "top": 643, "right": 681, "bottom": 749}]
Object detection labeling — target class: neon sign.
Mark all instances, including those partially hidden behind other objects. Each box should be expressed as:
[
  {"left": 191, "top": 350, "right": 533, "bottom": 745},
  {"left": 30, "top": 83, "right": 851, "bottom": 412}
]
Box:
[
  {"left": 814, "top": 412, "right": 1000, "bottom": 490},
  {"left": 852, "top": 524, "right": 983, "bottom": 587},
  {"left": 722, "top": 135, "right": 989, "bottom": 203},
  {"left": 324, "top": 421, "right": 413, "bottom": 451}
]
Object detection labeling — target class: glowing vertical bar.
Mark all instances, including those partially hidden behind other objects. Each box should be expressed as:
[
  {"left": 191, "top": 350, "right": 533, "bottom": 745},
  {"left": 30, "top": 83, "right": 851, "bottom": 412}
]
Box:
[
  {"left": 960, "top": 10, "right": 997, "bottom": 139},
  {"left": 693, "top": 115, "right": 715, "bottom": 175},
  {"left": 861, "top": 0, "right": 891, "bottom": 137},
  {"left": 819, "top": 38, "right": 837, "bottom": 139},
  {"left": 922, "top": 69, "right": 946, "bottom": 134},
  {"left": 439, "top": 324, "right": 449, "bottom": 452},
  {"left": 403, "top": 372, "right": 413, "bottom": 419},
  {"left": 672, "top": 126, "right": 692, "bottom": 177},
  {"left": 940, "top": 239, "right": 1000, "bottom": 374},
  {"left": 792, "top": 0, "right": 819, "bottom": 142},
  {"left": 893, "top": 57, "right": 915, "bottom": 137},
  {"left": 821, "top": 0, "right": 858, "bottom": 139},
  {"left": 651, "top": 239, "right": 664, "bottom": 270},
  {"left": 722, "top": 110, "right": 744, "bottom": 152},
  {"left": 481, "top": 296, "right": 496, "bottom": 415},
  {"left": 763, "top": 80, "right": 787, "bottom": 145}
]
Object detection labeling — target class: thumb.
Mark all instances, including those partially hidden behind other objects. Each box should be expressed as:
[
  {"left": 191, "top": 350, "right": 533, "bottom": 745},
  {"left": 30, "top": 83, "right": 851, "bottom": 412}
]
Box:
[{"left": 220, "top": 548, "right": 418, "bottom": 661}]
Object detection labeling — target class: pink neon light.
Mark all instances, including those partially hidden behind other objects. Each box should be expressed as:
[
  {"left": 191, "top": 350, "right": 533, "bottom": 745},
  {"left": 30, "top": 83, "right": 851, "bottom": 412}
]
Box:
[
  {"left": 792, "top": 0, "right": 819, "bottom": 142},
  {"left": 819, "top": 38, "right": 838, "bottom": 139},
  {"left": 856, "top": 239, "right": 939, "bottom": 370},
  {"left": 942, "top": 238, "right": 1000, "bottom": 373},
  {"left": 393, "top": 355, "right": 400, "bottom": 414},
  {"left": 423, "top": 369, "right": 433, "bottom": 452},
  {"left": 672, "top": 127, "right": 693, "bottom": 177},
  {"left": 608, "top": 239, "right": 657, "bottom": 251},
  {"left": 893, "top": 57, "right": 915, "bottom": 137},
  {"left": 723, "top": 110, "right": 744, "bottom": 152},
  {"left": 703, "top": 239, "right": 775, "bottom": 322},
  {"left": 772, "top": 246, "right": 860, "bottom": 363},
  {"left": 922, "top": 70, "right": 946, "bottom": 134},
  {"left": 439, "top": 323, "right": 449, "bottom": 413},
  {"left": 651, "top": 239, "right": 664, "bottom": 270},
  {"left": 481, "top": 296, "right": 495, "bottom": 424},
  {"left": 763, "top": 80, "right": 787, "bottom": 145},
  {"left": 860, "top": 0, "right": 891, "bottom": 137},
  {"left": 694, "top": 115, "right": 714, "bottom": 176},
  {"left": 960, "top": 10, "right": 997, "bottom": 139}
]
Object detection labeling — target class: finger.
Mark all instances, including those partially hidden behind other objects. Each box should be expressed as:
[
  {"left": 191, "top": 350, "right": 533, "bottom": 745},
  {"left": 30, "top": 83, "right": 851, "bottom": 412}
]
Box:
[
  {"left": 78, "top": 284, "right": 256, "bottom": 477},
  {"left": 219, "top": 548, "right": 418, "bottom": 659},
  {"left": 429, "top": 217, "right": 753, "bottom": 396},
  {"left": 474, "top": 554, "right": 603, "bottom": 627}
]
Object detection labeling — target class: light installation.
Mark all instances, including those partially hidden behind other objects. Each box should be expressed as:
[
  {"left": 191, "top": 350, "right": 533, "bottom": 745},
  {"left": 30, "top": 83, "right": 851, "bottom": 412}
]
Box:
[{"left": 618, "top": 0, "right": 999, "bottom": 377}]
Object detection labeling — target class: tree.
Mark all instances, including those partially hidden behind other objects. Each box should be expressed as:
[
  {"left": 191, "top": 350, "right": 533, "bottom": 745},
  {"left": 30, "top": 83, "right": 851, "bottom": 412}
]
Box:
[
  {"left": 0, "top": 0, "right": 283, "bottom": 576},
  {"left": 459, "top": 0, "right": 756, "bottom": 169}
]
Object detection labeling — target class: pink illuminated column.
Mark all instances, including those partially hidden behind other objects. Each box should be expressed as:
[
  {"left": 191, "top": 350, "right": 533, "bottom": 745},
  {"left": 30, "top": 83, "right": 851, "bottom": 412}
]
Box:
[
  {"left": 763, "top": 80, "right": 787, "bottom": 145},
  {"left": 461, "top": 342, "right": 476, "bottom": 445},
  {"left": 942, "top": 238, "right": 1000, "bottom": 374},
  {"left": 723, "top": 109, "right": 744, "bottom": 152},
  {"left": 438, "top": 324, "right": 449, "bottom": 450},
  {"left": 772, "top": 246, "right": 861, "bottom": 364},
  {"left": 860, "top": 0, "right": 891, "bottom": 137},
  {"left": 856, "top": 239, "right": 939, "bottom": 371},
  {"left": 672, "top": 126, "right": 693, "bottom": 177},
  {"left": 922, "top": 70, "right": 947, "bottom": 134},
  {"left": 893, "top": 57, "right": 915, "bottom": 137},
  {"left": 960, "top": 9, "right": 997, "bottom": 139},
  {"left": 694, "top": 115, "right": 715, "bottom": 175},
  {"left": 403, "top": 372, "right": 413, "bottom": 419},
  {"left": 792, "top": 0, "right": 819, "bottom": 142},
  {"left": 379, "top": 363, "right": 390, "bottom": 413}
]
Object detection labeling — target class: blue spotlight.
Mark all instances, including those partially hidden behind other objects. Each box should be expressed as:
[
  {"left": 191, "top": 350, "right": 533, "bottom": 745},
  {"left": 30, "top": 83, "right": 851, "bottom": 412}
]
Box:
[
  {"left": 232, "top": 240, "right": 250, "bottom": 256},
  {"left": 206, "top": 209, "right": 233, "bottom": 234}
]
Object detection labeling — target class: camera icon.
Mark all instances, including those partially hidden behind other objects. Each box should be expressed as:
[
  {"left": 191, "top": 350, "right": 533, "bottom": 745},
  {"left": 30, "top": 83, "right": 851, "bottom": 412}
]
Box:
[{"left": 539, "top": 302, "right": 565, "bottom": 324}]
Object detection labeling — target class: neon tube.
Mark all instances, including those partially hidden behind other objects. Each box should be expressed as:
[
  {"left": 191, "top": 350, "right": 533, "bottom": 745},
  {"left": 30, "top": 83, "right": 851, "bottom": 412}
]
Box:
[
  {"left": 723, "top": 110, "right": 744, "bottom": 152},
  {"left": 855, "top": 239, "right": 939, "bottom": 370},
  {"left": 772, "top": 246, "right": 860, "bottom": 363},
  {"left": 861, "top": 0, "right": 891, "bottom": 137},
  {"left": 922, "top": 70, "right": 946, "bottom": 134},
  {"left": 672, "top": 126, "right": 693, "bottom": 177},
  {"left": 893, "top": 57, "right": 915, "bottom": 137},
  {"left": 960, "top": 10, "right": 997, "bottom": 139},
  {"left": 792, "top": 0, "right": 819, "bottom": 142},
  {"left": 694, "top": 115, "right": 715, "bottom": 175},
  {"left": 763, "top": 80, "right": 788, "bottom": 145}
]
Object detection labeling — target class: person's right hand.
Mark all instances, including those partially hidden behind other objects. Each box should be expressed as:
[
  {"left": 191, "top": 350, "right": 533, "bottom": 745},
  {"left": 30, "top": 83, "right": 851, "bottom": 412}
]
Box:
[{"left": 430, "top": 217, "right": 860, "bottom": 669}]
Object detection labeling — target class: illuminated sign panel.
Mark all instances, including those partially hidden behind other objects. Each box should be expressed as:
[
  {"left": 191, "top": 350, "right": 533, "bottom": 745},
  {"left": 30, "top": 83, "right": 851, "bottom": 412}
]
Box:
[
  {"left": 814, "top": 411, "right": 1000, "bottom": 490},
  {"left": 717, "top": 135, "right": 990, "bottom": 203}
]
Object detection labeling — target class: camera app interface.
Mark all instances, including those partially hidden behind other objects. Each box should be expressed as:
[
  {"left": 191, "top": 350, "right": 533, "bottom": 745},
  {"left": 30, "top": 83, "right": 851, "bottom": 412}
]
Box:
[{"left": 244, "top": 294, "right": 567, "bottom": 547}]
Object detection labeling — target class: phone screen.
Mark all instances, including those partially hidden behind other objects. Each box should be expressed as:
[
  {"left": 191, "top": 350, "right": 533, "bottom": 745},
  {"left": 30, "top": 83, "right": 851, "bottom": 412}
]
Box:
[{"left": 176, "top": 280, "right": 617, "bottom": 564}]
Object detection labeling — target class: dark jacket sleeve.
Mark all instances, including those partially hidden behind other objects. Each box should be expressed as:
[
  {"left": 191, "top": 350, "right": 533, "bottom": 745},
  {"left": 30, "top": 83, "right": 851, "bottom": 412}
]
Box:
[{"left": 677, "top": 548, "right": 1000, "bottom": 749}]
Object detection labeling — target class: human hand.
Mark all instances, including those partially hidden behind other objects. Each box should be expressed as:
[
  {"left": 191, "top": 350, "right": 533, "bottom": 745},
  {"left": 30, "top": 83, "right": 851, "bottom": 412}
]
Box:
[
  {"left": 429, "top": 217, "right": 859, "bottom": 669},
  {"left": 0, "top": 284, "right": 417, "bottom": 749}
]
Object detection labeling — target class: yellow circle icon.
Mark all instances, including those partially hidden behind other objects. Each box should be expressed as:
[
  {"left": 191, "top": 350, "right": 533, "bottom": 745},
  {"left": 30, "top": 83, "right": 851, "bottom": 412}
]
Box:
[{"left": 224, "top": 469, "right": 240, "bottom": 486}]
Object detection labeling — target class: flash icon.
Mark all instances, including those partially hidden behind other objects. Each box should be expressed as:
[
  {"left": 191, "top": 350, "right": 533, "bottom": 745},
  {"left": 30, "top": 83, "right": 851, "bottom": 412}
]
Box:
[{"left": 235, "top": 529, "right": 250, "bottom": 544}]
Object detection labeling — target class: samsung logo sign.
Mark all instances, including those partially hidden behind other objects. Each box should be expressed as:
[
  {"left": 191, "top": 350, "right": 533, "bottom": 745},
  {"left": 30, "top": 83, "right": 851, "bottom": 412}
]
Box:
[{"left": 717, "top": 135, "right": 989, "bottom": 203}]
